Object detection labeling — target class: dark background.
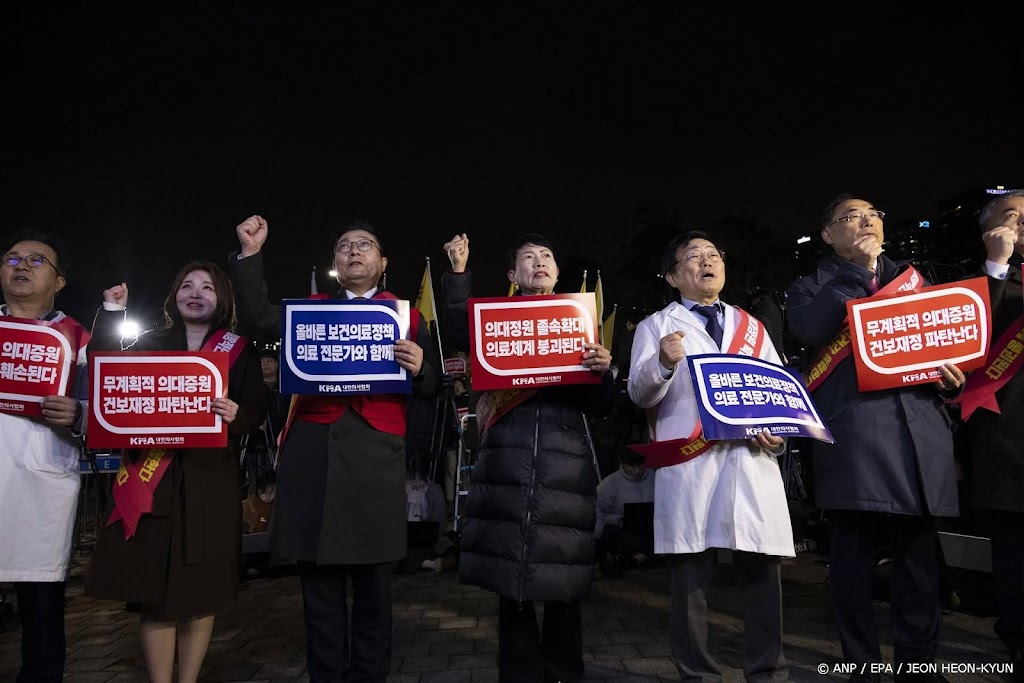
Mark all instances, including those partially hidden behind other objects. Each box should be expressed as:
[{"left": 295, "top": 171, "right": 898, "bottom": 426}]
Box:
[{"left": 2, "top": 4, "right": 1021, "bottom": 330}]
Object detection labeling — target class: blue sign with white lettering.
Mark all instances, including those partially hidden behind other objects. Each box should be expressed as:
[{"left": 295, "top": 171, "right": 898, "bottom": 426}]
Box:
[
  {"left": 687, "top": 354, "right": 833, "bottom": 443},
  {"left": 281, "top": 299, "right": 412, "bottom": 395}
]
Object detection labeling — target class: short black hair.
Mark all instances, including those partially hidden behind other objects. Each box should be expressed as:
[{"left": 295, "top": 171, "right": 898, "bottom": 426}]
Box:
[
  {"left": 505, "top": 233, "right": 557, "bottom": 271},
  {"left": 617, "top": 444, "right": 645, "bottom": 466},
  {"left": 255, "top": 469, "right": 277, "bottom": 492},
  {"left": 820, "top": 192, "right": 858, "bottom": 231},
  {"left": 660, "top": 230, "right": 712, "bottom": 277},
  {"left": 331, "top": 219, "right": 383, "bottom": 255},
  {"left": 4, "top": 229, "right": 69, "bottom": 278}
]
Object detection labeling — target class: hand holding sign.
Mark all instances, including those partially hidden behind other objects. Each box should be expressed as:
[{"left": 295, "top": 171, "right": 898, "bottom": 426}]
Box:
[
  {"left": 103, "top": 283, "right": 129, "bottom": 307},
  {"left": 659, "top": 331, "right": 687, "bottom": 372},
  {"left": 394, "top": 338, "right": 424, "bottom": 376},
  {"left": 935, "top": 362, "right": 965, "bottom": 392},
  {"left": 41, "top": 394, "right": 81, "bottom": 427},
  {"left": 581, "top": 342, "right": 611, "bottom": 375},
  {"left": 237, "top": 215, "right": 269, "bottom": 258},
  {"left": 210, "top": 396, "right": 238, "bottom": 425},
  {"left": 750, "top": 427, "right": 784, "bottom": 452}
]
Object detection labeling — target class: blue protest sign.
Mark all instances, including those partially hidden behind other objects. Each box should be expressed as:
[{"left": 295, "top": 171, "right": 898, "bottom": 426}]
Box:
[
  {"left": 687, "top": 354, "right": 833, "bottom": 443},
  {"left": 281, "top": 299, "right": 412, "bottom": 395}
]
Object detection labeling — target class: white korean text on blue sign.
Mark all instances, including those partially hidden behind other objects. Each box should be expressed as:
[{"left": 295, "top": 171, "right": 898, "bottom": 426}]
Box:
[
  {"left": 687, "top": 354, "right": 834, "bottom": 443},
  {"left": 281, "top": 299, "right": 412, "bottom": 395}
]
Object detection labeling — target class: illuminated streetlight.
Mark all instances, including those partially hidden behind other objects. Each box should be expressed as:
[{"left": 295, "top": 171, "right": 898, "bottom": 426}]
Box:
[{"left": 328, "top": 269, "right": 338, "bottom": 277}]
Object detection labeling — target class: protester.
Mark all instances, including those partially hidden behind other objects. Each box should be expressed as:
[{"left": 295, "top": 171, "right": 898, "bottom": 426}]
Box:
[
  {"left": 595, "top": 446, "right": 656, "bottom": 579},
  {"left": 629, "top": 230, "right": 794, "bottom": 682},
  {"left": 963, "top": 189, "right": 1024, "bottom": 680},
  {"left": 786, "top": 194, "right": 963, "bottom": 682},
  {"left": 228, "top": 215, "right": 438, "bottom": 682},
  {"left": 442, "top": 231, "right": 615, "bottom": 682},
  {"left": 0, "top": 230, "right": 89, "bottom": 682},
  {"left": 242, "top": 469, "right": 277, "bottom": 535},
  {"left": 85, "top": 261, "right": 266, "bottom": 683}
]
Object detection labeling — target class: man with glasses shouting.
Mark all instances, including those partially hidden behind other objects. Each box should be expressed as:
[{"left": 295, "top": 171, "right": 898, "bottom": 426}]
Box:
[
  {"left": 0, "top": 230, "right": 90, "bottom": 682},
  {"left": 629, "top": 231, "right": 794, "bottom": 682},
  {"left": 787, "top": 194, "right": 963, "bottom": 683},
  {"left": 228, "top": 215, "right": 438, "bottom": 682}
]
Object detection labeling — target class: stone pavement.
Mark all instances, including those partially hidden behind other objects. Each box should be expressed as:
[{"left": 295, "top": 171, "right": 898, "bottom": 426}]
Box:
[{"left": 0, "top": 550, "right": 1012, "bottom": 682}]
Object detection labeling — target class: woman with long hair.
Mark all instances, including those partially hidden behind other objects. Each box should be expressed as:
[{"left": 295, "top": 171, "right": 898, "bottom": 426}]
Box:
[{"left": 86, "top": 261, "right": 267, "bottom": 683}]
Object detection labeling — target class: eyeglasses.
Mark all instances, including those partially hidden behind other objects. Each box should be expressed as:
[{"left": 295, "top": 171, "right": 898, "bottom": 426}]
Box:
[
  {"left": 1, "top": 252, "right": 63, "bottom": 277},
  {"left": 680, "top": 248, "right": 725, "bottom": 264},
  {"left": 827, "top": 210, "right": 885, "bottom": 229},
  {"left": 335, "top": 239, "right": 379, "bottom": 254}
]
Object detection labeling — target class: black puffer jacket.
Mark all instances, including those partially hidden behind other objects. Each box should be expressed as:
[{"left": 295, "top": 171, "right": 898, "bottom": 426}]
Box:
[{"left": 443, "top": 270, "right": 615, "bottom": 601}]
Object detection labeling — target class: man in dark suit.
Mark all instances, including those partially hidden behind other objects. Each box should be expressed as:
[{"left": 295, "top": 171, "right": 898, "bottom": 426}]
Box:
[
  {"left": 963, "top": 189, "right": 1024, "bottom": 681},
  {"left": 786, "top": 194, "right": 964, "bottom": 683},
  {"left": 228, "top": 215, "right": 439, "bottom": 682}
]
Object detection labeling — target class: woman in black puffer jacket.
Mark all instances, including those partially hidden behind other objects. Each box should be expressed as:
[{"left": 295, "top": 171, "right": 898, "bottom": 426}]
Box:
[{"left": 442, "top": 232, "right": 615, "bottom": 683}]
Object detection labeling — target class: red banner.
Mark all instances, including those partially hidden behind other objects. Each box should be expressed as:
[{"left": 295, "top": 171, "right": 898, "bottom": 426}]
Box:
[
  {"left": 87, "top": 351, "right": 228, "bottom": 448},
  {"left": 469, "top": 293, "right": 600, "bottom": 391},
  {"left": 846, "top": 277, "right": 992, "bottom": 391},
  {"left": 0, "top": 319, "right": 78, "bottom": 416}
]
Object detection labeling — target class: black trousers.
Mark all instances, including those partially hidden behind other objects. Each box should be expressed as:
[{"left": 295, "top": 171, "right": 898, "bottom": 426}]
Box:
[
  {"left": 829, "top": 510, "right": 941, "bottom": 666},
  {"left": 14, "top": 581, "right": 66, "bottom": 683},
  {"left": 603, "top": 523, "right": 654, "bottom": 558},
  {"left": 667, "top": 550, "right": 787, "bottom": 682},
  {"left": 987, "top": 509, "right": 1024, "bottom": 653},
  {"left": 299, "top": 562, "right": 393, "bottom": 682},
  {"left": 497, "top": 596, "right": 583, "bottom": 683}
]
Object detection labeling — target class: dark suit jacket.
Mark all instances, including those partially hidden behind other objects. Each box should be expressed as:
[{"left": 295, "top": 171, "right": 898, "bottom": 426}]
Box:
[
  {"left": 966, "top": 255, "right": 1024, "bottom": 512},
  {"left": 786, "top": 253, "right": 959, "bottom": 516}
]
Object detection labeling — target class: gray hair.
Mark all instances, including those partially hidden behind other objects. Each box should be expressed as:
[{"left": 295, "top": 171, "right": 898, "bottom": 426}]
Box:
[{"left": 980, "top": 189, "right": 1024, "bottom": 231}]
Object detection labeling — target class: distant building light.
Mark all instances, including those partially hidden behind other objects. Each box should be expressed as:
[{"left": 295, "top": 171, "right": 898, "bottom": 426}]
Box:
[
  {"left": 986, "top": 187, "right": 1013, "bottom": 195},
  {"left": 919, "top": 220, "right": 930, "bottom": 228},
  {"left": 796, "top": 236, "right": 811, "bottom": 245}
]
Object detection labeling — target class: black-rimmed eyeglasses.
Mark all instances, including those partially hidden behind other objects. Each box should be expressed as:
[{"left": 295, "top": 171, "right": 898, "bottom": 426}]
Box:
[
  {"left": 1, "top": 253, "right": 63, "bottom": 277},
  {"left": 335, "top": 239, "right": 379, "bottom": 254}
]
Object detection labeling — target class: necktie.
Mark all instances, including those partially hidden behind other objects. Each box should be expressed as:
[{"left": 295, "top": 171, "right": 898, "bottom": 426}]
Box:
[{"left": 691, "top": 304, "right": 724, "bottom": 349}]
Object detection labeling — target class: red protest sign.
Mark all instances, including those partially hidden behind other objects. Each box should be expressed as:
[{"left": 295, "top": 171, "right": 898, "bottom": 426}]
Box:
[
  {"left": 846, "top": 277, "right": 991, "bottom": 391},
  {"left": 0, "top": 319, "right": 76, "bottom": 417},
  {"left": 87, "top": 352, "right": 228, "bottom": 449},
  {"left": 469, "top": 293, "right": 599, "bottom": 391}
]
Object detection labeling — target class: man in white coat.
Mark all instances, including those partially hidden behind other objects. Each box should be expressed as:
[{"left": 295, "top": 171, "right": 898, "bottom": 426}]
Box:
[
  {"left": 0, "top": 230, "right": 89, "bottom": 682},
  {"left": 628, "top": 231, "right": 794, "bottom": 682}
]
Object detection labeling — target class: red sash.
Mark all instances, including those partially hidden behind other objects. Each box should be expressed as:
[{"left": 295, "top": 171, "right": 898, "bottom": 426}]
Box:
[
  {"left": 958, "top": 315, "right": 1024, "bottom": 421},
  {"left": 476, "top": 387, "right": 537, "bottom": 437},
  {"left": 108, "top": 329, "right": 247, "bottom": 539},
  {"left": 276, "top": 292, "right": 422, "bottom": 458},
  {"left": 627, "top": 307, "right": 767, "bottom": 469},
  {"left": 805, "top": 265, "right": 923, "bottom": 393}
]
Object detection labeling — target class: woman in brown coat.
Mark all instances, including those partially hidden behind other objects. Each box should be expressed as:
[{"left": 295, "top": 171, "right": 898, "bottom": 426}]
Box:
[{"left": 86, "top": 261, "right": 266, "bottom": 683}]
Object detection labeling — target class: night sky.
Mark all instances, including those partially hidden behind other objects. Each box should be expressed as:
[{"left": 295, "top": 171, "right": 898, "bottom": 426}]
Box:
[{"left": 2, "top": 5, "right": 1021, "bottom": 328}]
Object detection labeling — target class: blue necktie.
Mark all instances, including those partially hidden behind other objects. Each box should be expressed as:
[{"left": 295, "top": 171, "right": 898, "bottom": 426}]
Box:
[{"left": 691, "top": 304, "right": 724, "bottom": 349}]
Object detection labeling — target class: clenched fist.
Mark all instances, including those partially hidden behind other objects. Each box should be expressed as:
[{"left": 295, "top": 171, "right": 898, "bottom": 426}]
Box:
[
  {"left": 103, "top": 283, "right": 129, "bottom": 308},
  {"left": 659, "top": 331, "right": 687, "bottom": 372},
  {"left": 237, "top": 215, "right": 269, "bottom": 257}
]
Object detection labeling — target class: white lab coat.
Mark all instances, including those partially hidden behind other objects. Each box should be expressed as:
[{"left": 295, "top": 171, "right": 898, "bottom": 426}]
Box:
[
  {"left": 0, "top": 311, "right": 86, "bottom": 582},
  {"left": 628, "top": 301, "right": 795, "bottom": 557}
]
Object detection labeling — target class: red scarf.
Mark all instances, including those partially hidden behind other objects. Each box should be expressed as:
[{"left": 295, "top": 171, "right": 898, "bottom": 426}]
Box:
[{"left": 108, "top": 329, "right": 247, "bottom": 539}]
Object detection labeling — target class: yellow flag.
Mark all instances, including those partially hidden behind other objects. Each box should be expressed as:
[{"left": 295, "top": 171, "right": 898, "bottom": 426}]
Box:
[
  {"left": 594, "top": 271, "right": 604, "bottom": 323},
  {"left": 580, "top": 269, "right": 588, "bottom": 293},
  {"left": 415, "top": 260, "right": 436, "bottom": 323},
  {"left": 602, "top": 305, "right": 616, "bottom": 352},
  {"left": 507, "top": 281, "right": 517, "bottom": 296}
]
